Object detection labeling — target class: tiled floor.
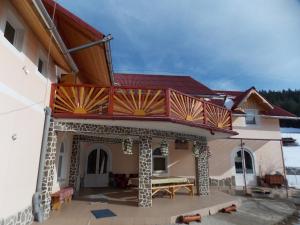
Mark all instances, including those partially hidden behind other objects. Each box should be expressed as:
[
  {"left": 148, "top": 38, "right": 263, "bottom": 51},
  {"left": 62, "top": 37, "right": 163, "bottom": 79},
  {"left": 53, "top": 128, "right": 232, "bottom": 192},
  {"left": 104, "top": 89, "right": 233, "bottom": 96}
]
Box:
[{"left": 38, "top": 188, "right": 240, "bottom": 225}]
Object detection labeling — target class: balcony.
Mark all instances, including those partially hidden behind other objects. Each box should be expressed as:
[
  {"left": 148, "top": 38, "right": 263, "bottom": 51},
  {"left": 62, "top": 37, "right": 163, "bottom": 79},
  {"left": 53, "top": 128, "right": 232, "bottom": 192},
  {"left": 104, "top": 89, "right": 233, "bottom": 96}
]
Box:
[{"left": 50, "top": 84, "right": 233, "bottom": 133}]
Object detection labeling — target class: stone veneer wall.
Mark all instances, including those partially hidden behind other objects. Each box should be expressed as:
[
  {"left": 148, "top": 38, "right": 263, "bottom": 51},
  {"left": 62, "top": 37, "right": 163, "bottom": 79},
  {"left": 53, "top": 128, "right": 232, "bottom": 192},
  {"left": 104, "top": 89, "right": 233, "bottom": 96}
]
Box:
[
  {"left": 40, "top": 120, "right": 57, "bottom": 219},
  {"left": 138, "top": 137, "right": 152, "bottom": 207},
  {"left": 68, "top": 136, "right": 80, "bottom": 190},
  {"left": 40, "top": 119, "right": 208, "bottom": 220},
  {"left": 0, "top": 205, "right": 33, "bottom": 225},
  {"left": 209, "top": 176, "right": 236, "bottom": 188},
  {"left": 195, "top": 142, "right": 210, "bottom": 195}
]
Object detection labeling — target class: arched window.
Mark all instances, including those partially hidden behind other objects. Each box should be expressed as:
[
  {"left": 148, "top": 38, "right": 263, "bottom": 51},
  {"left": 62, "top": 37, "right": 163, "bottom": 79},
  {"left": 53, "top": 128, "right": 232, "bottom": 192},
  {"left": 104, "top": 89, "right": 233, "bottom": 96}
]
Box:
[
  {"left": 153, "top": 148, "right": 167, "bottom": 174},
  {"left": 87, "top": 149, "right": 108, "bottom": 174},
  {"left": 234, "top": 150, "right": 254, "bottom": 174},
  {"left": 57, "top": 142, "right": 65, "bottom": 180}
]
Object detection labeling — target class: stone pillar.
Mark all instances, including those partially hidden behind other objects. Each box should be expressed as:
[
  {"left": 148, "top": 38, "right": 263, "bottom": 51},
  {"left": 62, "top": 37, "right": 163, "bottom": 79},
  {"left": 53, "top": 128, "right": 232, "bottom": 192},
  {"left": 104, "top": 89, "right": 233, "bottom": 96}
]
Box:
[
  {"left": 195, "top": 140, "right": 209, "bottom": 195},
  {"left": 69, "top": 136, "right": 80, "bottom": 191},
  {"left": 138, "top": 136, "right": 152, "bottom": 207},
  {"left": 41, "top": 120, "right": 58, "bottom": 219}
]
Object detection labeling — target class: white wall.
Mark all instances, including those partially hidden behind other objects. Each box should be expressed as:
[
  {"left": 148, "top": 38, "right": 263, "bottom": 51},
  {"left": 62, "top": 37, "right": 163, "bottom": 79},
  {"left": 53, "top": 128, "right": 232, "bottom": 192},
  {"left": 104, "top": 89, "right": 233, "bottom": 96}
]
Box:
[{"left": 0, "top": 0, "right": 57, "bottom": 218}]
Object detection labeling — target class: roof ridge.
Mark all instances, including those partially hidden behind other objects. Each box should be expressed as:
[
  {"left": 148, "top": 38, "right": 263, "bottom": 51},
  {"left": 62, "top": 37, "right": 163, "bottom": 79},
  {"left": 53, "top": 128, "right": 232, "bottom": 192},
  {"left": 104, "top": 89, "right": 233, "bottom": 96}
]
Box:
[{"left": 115, "top": 73, "right": 192, "bottom": 78}]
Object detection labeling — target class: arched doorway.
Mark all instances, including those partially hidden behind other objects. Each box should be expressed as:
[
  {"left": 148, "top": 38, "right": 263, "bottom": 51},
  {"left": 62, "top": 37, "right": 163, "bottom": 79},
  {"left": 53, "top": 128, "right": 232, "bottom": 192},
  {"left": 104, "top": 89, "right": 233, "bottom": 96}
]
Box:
[
  {"left": 234, "top": 149, "right": 257, "bottom": 186},
  {"left": 84, "top": 146, "right": 110, "bottom": 187}
]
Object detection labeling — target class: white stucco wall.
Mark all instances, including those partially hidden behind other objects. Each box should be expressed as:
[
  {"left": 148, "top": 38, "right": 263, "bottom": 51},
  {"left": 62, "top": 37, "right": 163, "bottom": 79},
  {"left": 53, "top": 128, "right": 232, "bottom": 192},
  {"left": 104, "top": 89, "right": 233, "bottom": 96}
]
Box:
[{"left": 0, "top": 0, "right": 57, "bottom": 218}]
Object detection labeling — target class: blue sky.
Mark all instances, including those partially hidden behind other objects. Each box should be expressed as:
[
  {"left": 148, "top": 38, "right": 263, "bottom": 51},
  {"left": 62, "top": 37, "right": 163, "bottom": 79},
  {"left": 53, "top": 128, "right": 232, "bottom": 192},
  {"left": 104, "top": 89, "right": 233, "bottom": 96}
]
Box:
[{"left": 57, "top": 0, "right": 300, "bottom": 91}]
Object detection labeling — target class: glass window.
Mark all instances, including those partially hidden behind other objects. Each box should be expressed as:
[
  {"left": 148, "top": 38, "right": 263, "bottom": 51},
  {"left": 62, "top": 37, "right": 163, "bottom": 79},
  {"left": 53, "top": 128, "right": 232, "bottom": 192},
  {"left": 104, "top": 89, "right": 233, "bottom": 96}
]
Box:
[
  {"left": 235, "top": 151, "right": 243, "bottom": 174},
  {"left": 57, "top": 143, "right": 65, "bottom": 180},
  {"left": 98, "top": 149, "right": 108, "bottom": 174},
  {"left": 245, "top": 109, "right": 257, "bottom": 125},
  {"left": 4, "top": 21, "right": 15, "bottom": 45},
  {"left": 38, "top": 58, "right": 44, "bottom": 74},
  {"left": 234, "top": 150, "right": 254, "bottom": 174},
  {"left": 87, "top": 149, "right": 97, "bottom": 174},
  {"left": 153, "top": 148, "right": 167, "bottom": 173}
]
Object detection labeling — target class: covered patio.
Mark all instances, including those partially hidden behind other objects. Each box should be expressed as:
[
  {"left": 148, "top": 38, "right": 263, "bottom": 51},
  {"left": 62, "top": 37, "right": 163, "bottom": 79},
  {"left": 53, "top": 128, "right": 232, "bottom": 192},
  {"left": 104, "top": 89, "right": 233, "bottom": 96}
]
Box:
[
  {"left": 39, "top": 189, "right": 240, "bottom": 225},
  {"left": 37, "top": 84, "right": 238, "bottom": 222},
  {"left": 39, "top": 117, "right": 235, "bottom": 219}
]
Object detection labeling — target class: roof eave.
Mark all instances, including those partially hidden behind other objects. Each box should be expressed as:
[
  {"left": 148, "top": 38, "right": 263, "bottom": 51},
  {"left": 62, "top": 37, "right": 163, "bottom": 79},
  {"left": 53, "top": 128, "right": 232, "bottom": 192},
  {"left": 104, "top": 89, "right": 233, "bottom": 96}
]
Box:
[{"left": 260, "top": 115, "right": 300, "bottom": 120}]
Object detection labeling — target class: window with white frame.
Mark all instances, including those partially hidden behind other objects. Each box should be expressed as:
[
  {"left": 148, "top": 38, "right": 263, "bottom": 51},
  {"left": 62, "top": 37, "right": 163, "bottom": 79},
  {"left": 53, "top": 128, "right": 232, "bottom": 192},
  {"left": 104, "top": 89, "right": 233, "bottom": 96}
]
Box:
[
  {"left": 2, "top": 10, "right": 24, "bottom": 51},
  {"left": 153, "top": 148, "right": 168, "bottom": 174},
  {"left": 57, "top": 143, "right": 66, "bottom": 181},
  {"left": 245, "top": 109, "right": 257, "bottom": 125}
]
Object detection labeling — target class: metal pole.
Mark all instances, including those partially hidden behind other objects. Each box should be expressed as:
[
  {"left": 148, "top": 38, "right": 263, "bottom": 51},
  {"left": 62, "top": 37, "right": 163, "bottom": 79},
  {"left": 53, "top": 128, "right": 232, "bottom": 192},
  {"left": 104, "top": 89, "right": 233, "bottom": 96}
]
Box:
[
  {"left": 67, "top": 35, "right": 113, "bottom": 53},
  {"left": 240, "top": 139, "right": 247, "bottom": 195},
  {"left": 280, "top": 140, "right": 289, "bottom": 198}
]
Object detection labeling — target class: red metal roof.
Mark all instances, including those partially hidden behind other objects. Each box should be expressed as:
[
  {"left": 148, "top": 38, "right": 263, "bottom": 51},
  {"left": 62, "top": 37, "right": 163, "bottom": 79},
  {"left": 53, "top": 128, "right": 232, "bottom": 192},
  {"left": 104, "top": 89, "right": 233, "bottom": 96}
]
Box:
[
  {"left": 114, "top": 73, "right": 216, "bottom": 96},
  {"left": 262, "top": 105, "right": 296, "bottom": 118}
]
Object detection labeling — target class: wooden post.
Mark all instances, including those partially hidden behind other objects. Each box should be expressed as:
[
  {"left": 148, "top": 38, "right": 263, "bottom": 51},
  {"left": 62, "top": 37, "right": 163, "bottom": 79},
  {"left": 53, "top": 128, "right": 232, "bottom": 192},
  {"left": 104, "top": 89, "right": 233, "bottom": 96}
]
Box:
[
  {"left": 108, "top": 87, "right": 115, "bottom": 115},
  {"left": 203, "top": 101, "right": 207, "bottom": 125},
  {"left": 49, "top": 83, "right": 57, "bottom": 111},
  {"left": 280, "top": 140, "right": 289, "bottom": 198},
  {"left": 165, "top": 89, "right": 170, "bottom": 117}
]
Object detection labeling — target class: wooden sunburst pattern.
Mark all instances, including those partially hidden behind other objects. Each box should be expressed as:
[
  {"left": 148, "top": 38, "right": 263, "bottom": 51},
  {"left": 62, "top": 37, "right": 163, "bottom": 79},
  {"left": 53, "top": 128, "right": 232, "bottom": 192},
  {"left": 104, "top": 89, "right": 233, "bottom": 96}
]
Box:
[
  {"left": 205, "top": 103, "right": 231, "bottom": 129},
  {"left": 170, "top": 91, "right": 204, "bottom": 123},
  {"left": 53, "top": 86, "right": 109, "bottom": 114},
  {"left": 113, "top": 88, "right": 166, "bottom": 116}
]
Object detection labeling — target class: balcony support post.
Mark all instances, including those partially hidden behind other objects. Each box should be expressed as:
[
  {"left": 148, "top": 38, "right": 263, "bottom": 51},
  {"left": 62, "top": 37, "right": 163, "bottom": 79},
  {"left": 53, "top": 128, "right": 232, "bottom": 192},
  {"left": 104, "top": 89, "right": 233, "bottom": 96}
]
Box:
[
  {"left": 138, "top": 136, "right": 152, "bottom": 207},
  {"left": 194, "top": 139, "right": 209, "bottom": 195}
]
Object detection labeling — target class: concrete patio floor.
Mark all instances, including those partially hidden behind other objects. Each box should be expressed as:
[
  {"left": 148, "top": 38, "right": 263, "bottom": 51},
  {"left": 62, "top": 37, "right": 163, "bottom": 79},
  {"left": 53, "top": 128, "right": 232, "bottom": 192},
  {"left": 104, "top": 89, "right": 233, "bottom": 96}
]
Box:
[{"left": 38, "top": 188, "right": 240, "bottom": 225}]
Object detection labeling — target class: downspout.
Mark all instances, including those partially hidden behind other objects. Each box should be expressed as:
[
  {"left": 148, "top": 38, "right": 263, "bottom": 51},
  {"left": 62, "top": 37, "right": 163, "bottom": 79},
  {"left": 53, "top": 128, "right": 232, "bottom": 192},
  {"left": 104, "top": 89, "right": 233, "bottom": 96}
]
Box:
[
  {"left": 33, "top": 107, "right": 51, "bottom": 222},
  {"left": 32, "top": 0, "right": 79, "bottom": 74}
]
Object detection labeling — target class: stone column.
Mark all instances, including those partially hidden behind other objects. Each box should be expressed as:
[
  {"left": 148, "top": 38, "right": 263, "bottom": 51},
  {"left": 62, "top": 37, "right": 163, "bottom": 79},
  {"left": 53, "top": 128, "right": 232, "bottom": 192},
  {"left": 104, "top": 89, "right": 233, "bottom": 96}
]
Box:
[
  {"left": 195, "top": 140, "right": 209, "bottom": 195},
  {"left": 69, "top": 135, "right": 80, "bottom": 191},
  {"left": 41, "top": 120, "right": 58, "bottom": 219},
  {"left": 138, "top": 136, "right": 152, "bottom": 207}
]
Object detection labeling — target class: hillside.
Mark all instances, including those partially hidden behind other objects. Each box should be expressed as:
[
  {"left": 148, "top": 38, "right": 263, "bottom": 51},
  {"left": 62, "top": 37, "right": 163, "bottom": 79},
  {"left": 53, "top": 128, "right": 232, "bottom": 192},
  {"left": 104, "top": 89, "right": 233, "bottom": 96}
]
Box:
[{"left": 260, "top": 89, "right": 300, "bottom": 128}]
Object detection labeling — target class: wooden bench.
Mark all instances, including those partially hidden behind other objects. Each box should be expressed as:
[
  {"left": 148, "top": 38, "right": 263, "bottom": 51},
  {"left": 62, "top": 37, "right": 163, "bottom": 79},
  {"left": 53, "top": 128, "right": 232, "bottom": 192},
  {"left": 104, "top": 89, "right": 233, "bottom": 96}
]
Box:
[
  {"left": 51, "top": 187, "right": 74, "bottom": 210},
  {"left": 152, "top": 183, "right": 194, "bottom": 198}
]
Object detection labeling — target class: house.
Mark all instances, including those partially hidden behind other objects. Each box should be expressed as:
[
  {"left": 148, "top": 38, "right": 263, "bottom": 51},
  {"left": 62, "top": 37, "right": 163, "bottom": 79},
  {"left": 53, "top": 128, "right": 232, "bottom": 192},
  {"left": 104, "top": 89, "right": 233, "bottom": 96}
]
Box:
[
  {"left": 281, "top": 128, "right": 300, "bottom": 188},
  {"left": 0, "top": 1, "right": 298, "bottom": 225},
  {"left": 115, "top": 74, "right": 298, "bottom": 188}
]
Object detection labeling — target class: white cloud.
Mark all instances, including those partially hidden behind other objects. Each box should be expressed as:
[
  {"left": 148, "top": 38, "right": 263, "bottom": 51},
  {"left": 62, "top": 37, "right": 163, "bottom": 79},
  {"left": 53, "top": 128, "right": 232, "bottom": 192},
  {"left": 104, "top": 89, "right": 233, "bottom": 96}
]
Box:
[{"left": 57, "top": 0, "right": 300, "bottom": 90}]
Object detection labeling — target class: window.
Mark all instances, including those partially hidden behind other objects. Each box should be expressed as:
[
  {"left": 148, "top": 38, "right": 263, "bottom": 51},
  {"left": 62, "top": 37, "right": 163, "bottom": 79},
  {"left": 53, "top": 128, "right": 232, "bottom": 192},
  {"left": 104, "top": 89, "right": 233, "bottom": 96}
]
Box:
[
  {"left": 87, "top": 149, "right": 97, "bottom": 174},
  {"left": 2, "top": 11, "right": 24, "bottom": 51},
  {"left": 234, "top": 150, "right": 254, "bottom": 174},
  {"left": 87, "top": 149, "right": 108, "bottom": 174},
  {"left": 153, "top": 148, "right": 167, "bottom": 174},
  {"left": 245, "top": 109, "right": 257, "bottom": 125},
  {"left": 38, "top": 58, "right": 44, "bottom": 73},
  {"left": 4, "top": 21, "right": 15, "bottom": 45},
  {"left": 57, "top": 143, "right": 66, "bottom": 180},
  {"left": 37, "top": 55, "right": 48, "bottom": 76}
]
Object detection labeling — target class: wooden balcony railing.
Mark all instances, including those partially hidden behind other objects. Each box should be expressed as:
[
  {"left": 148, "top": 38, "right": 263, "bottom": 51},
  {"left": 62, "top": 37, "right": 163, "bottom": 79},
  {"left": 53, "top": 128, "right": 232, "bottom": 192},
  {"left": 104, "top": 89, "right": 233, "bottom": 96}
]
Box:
[{"left": 50, "top": 84, "right": 233, "bottom": 131}]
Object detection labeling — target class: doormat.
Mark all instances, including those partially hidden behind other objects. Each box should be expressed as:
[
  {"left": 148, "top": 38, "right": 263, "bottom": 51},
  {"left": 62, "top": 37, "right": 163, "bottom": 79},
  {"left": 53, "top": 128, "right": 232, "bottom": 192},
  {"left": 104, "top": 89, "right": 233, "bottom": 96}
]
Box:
[{"left": 91, "top": 209, "right": 117, "bottom": 219}]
